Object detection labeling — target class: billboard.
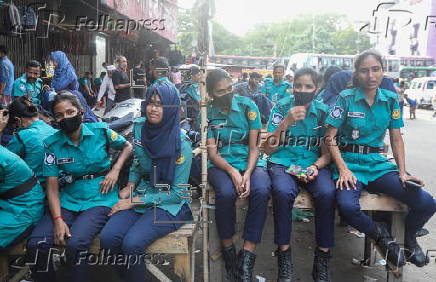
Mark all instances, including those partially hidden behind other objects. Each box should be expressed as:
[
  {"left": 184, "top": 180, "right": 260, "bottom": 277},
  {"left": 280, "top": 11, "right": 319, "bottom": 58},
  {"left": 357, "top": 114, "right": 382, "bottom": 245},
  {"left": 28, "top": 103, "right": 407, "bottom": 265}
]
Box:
[
  {"left": 102, "top": 0, "right": 178, "bottom": 42},
  {"left": 371, "top": 0, "right": 436, "bottom": 59}
]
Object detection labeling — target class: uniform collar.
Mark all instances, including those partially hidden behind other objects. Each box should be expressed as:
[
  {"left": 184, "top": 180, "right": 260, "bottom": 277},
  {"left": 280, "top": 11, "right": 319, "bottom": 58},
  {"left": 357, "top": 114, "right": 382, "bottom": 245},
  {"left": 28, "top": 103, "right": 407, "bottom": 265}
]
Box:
[
  {"left": 60, "top": 123, "right": 94, "bottom": 146},
  {"left": 20, "top": 73, "right": 42, "bottom": 84},
  {"left": 289, "top": 97, "right": 319, "bottom": 117},
  {"left": 354, "top": 88, "right": 387, "bottom": 103}
]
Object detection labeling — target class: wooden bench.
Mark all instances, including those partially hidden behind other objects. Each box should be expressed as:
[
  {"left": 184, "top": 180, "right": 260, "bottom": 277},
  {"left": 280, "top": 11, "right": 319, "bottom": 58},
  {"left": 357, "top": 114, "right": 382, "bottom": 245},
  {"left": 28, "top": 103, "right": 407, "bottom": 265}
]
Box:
[
  {"left": 0, "top": 208, "right": 200, "bottom": 282},
  {"left": 207, "top": 189, "right": 408, "bottom": 282}
]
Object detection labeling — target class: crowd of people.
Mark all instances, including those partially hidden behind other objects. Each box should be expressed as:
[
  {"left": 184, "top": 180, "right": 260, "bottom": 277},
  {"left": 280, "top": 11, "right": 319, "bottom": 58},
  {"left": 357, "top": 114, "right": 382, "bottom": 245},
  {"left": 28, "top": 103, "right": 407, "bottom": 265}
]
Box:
[{"left": 0, "top": 45, "right": 436, "bottom": 282}]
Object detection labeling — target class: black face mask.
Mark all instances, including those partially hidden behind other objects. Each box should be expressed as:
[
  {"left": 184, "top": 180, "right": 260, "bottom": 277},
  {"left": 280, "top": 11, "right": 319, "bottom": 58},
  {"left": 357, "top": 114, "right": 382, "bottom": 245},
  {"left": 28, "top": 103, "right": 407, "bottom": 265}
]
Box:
[
  {"left": 293, "top": 91, "right": 317, "bottom": 106},
  {"left": 214, "top": 93, "right": 233, "bottom": 109},
  {"left": 59, "top": 114, "right": 82, "bottom": 133}
]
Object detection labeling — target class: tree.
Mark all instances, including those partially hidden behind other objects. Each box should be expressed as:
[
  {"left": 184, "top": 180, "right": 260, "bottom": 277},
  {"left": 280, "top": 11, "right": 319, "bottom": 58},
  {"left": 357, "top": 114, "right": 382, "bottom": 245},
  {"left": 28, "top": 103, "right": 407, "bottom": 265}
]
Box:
[{"left": 177, "top": 12, "right": 373, "bottom": 57}]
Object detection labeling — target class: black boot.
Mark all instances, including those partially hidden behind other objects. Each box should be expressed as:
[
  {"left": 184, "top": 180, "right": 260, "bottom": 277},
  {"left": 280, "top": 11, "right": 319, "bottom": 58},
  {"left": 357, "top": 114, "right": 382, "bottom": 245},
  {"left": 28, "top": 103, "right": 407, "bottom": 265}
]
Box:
[
  {"left": 222, "top": 244, "right": 238, "bottom": 281},
  {"left": 277, "top": 248, "right": 293, "bottom": 282},
  {"left": 312, "top": 248, "right": 332, "bottom": 282},
  {"left": 405, "top": 235, "right": 429, "bottom": 267},
  {"left": 368, "top": 222, "right": 406, "bottom": 268},
  {"left": 238, "top": 249, "right": 256, "bottom": 282}
]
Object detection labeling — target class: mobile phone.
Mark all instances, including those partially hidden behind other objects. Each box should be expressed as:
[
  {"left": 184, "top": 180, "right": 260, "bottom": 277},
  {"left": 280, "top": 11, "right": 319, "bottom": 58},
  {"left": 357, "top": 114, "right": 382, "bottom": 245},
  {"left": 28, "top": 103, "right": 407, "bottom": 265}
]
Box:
[{"left": 405, "top": 180, "right": 422, "bottom": 189}]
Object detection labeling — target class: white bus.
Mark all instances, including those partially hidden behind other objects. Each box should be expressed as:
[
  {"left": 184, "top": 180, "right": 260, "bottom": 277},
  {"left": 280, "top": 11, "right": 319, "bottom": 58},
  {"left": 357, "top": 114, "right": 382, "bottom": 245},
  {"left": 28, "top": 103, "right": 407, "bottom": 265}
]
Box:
[{"left": 286, "top": 53, "right": 434, "bottom": 79}]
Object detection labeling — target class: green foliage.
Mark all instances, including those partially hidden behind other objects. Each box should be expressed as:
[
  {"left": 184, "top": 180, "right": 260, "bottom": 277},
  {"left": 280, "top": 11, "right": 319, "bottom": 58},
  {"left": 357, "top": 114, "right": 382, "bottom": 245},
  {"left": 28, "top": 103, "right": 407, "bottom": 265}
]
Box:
[{"left": 177, "top": 12, "right": 373, "bottom": 57}]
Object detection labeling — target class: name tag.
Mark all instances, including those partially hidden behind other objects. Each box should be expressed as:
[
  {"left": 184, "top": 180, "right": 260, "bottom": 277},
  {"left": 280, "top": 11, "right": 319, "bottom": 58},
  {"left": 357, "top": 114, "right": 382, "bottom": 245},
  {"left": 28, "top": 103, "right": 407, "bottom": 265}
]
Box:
[
  {"left": 57, "top": 158, "right": 75, "bottom": 164},
  {"left": 347, "top": 112, "right": 365, "bottom": 118}
]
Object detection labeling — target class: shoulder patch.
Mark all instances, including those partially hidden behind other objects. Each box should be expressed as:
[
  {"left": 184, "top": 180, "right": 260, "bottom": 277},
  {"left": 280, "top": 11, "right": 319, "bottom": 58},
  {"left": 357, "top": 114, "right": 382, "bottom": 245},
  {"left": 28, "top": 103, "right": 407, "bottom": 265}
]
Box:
[
  {"left": 330, "top": 106, "right": 344, "bottom": 119},
  {"left": 175, "top": 155, "right": 185, "bottom": 165},
  {"left": 110, "top": 130, "right": 118, "bottom": 141},
  {"left": 44, "top": 152, "right": 56, "bottom": 165},
  {"left": 247, "top": 111, "right": 257, "bottom": 120},
  {"left": 392, "top": 109, "right": 401, "bottom": 120}
]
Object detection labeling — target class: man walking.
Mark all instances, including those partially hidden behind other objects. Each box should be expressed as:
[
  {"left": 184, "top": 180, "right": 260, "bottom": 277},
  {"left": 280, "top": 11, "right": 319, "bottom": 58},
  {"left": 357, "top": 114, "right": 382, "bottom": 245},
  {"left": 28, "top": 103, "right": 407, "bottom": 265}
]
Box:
[
  {"left": 112, "top": 56, "right": 131, "bottom": 103},
  {"left": 0, "top": 45, "right": 14, "bottom": 106}
]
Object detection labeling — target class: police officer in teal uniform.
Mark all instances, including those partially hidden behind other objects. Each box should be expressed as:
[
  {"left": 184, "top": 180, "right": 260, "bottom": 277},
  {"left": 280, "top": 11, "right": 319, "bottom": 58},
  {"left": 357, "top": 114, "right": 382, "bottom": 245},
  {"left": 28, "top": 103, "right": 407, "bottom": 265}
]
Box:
[
  {"left": 6, "top": 97, "right": 57, "bottom": 183},
  {"left": 12, "top": 61, "right": 44, "bottom": 106},
  {"left": 99, "top": 82, "right": 193, "bottom": 281},
  {"left": 206, "top": 69, "right": 271, "bottom": 281},
  {"left": 185, "top": 65, "right": 202, "bottom": 130},
  {"left": 325, "top": 50, "right": 436, "bottom": 269},
  {"left": 26, "top": 93, "right": 132, "bottom": 282},
  {"left": 0, "top": 109, "right": 45, "bottom": 252},
  {"left": 264, "top": 68, "right": 336, "bottom": 282},
  {"left": 260, "top": 65, "right": 292, "bottom": 104}
]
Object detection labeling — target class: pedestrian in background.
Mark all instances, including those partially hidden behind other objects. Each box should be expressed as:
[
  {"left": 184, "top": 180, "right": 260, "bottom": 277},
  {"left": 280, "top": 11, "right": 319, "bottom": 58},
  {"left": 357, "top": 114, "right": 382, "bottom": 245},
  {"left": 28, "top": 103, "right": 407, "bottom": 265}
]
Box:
[
  {"left": 96, "top": 65, "right": 117, "bottom": 114},
  {"left": 404, "top": 94, "right": 417, "bottom": 120},
  {"left": 0, "top": 45, "right": 14, "bottom": 106},
  {"left": 112, "top": 56, "right": 131, "bottom": 103}
]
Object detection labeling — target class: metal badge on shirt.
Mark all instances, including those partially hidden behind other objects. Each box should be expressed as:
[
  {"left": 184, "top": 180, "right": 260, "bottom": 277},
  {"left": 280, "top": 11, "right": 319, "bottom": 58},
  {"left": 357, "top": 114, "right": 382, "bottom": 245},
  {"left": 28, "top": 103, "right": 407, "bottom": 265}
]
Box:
[
  {"left": 347, "top": 112, "right": 365, "bottom": 118},
  {"left": 57, "top": 157, "right": 75, "bottom": 164},
  {"left": 351, "top": 129, "right": 360, "bottom": 140}
]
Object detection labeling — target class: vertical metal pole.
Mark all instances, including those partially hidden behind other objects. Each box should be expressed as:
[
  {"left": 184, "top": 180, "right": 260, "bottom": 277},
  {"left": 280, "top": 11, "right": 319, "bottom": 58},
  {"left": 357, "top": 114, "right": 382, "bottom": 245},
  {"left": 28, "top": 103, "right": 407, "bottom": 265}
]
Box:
[{"left": 198, "top": 1, "right": 211, "bottom": 281}]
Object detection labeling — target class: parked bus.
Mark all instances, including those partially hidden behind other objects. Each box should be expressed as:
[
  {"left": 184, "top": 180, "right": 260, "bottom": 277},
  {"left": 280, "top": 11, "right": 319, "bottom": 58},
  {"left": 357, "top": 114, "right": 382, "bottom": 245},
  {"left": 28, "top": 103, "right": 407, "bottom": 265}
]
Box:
[
  {"left": 399, "top": 66, "right": 436, "bottom": 84},
  {"left": 286, "top": 53, "right": 434, "bottom": 79}
]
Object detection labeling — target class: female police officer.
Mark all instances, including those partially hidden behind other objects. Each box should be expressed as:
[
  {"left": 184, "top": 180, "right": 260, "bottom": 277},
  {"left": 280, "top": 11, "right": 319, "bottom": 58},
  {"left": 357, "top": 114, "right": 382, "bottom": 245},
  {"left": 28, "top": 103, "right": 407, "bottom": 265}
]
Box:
[
  {"left": 26, "top": 93, "right": 132, "bottom": 282},
  {"left": 99, "top": 81, "right": 193, "bottom": 282},
  {"left": 0, "top": 109, "right": 45, "bottom": 253},
  {"left": 206, "top": 69, "right": 271, "bottom": 281},
  {"left": 325, "top": 49, "right": 436, "bottom": 268},
  {"left": 6, "top": 97, "right": 57, "bottom": 184},
  {"left": 264, "top": 68, "right": 335, "bottom": 282}
]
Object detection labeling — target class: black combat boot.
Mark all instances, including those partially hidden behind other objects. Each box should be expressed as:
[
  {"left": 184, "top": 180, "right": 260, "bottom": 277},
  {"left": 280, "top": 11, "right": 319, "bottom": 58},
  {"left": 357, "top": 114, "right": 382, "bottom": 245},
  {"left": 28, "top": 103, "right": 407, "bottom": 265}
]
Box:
[
  {"left": 237, "top": 249, "right": 256, "bottom": 282},
  {"left": 277, "top": 248, "right": 293, "bottom": 282},
  {"left": 222, "top": 244, "right": 238, "bottom": 281},
  {"left": 368, "top": 222, "right": 406, "bottom": 268},
  {"left": 312, "top": 248, "right": 332, "bottom": 282},
  {"left": 405, "top": 235, "right": 429, "bottom": 267}
]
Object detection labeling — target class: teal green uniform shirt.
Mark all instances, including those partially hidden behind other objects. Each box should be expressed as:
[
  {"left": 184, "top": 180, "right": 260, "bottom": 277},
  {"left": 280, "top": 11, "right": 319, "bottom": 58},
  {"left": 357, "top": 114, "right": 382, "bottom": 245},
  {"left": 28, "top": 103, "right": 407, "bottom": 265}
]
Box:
[
  {"left": 207, "top": 95, "right": 266, "bottom": 171},
  {"left": 186, "top": 82, "right": 200, "bottom": 102},
  {"left": 0, "top": 146, "right": 45, "bottom": 248},
  {"left": 259, "top": 78, "right": 291, "bottom": 103},
  {"left": 43, "top": 122, "right": 127, "bottom": 211},
  {"left": 7, "top": 120, "right": 57, "bottom": 183},
  {"left": 150, "top": 77, "right": 180, "bottom": 96},
  {"left": 325, "top": 87, "right": 404, "bottom": 184},
  {"left": 267, "top": 95, "right": 329, "bottom": 168},
  {"left": 129, "top": 118, "right": 193, "bottom": 216},
  {"left": 12, "top": 74, "right": 43, "bottom": 106}
]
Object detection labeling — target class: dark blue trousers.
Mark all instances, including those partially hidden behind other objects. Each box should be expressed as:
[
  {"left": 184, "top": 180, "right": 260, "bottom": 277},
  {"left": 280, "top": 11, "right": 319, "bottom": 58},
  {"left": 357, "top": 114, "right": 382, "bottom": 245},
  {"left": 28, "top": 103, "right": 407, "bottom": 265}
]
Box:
[
  {"left": 99, "top": 204, "right": 192, "bottom": 282},
  {"left": 26, "top": 206, "right": 110, "bottom": 282},
  {"left": 208, "top": 166, "right": 271, "bottom": 243},
  {"left": 336, "top": 171, "right": 436, "bottom": 238},
  {"left": 268, "top": 163, "right": 336, "bottom": 248}
]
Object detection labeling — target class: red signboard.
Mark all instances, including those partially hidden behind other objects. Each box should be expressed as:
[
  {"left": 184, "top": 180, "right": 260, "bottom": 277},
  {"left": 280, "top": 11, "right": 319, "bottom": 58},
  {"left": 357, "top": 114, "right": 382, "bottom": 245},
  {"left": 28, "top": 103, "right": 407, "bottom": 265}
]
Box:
[{"left": 102, "top": 0, "right": 177, "bottom": 42}]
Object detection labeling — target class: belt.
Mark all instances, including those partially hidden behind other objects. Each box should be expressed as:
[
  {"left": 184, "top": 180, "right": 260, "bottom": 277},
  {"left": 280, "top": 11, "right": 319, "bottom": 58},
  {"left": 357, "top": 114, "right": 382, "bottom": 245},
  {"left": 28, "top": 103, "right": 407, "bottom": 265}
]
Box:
[
  {"left": 74, "top": 171, "right": 109, "bottom": 181},
  {"left": 340, "top": 144, "right": 385, "bottom": 154},
  {"left": 0, "top": 176, "right": 38, "bottom": 200}
]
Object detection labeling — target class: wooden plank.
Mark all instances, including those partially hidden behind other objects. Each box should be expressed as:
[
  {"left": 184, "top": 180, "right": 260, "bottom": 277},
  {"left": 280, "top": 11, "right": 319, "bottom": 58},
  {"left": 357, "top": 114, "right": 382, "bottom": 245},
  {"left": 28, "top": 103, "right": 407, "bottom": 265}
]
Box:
[
  {"left": 209, "top": 189, "right": 408, "bottom": 212},
  {"left": 174, "top": 253, "right": 191, "bottom": 282},
  {"left": 387, "top": 212, "right": 405, "bottom": 282}
]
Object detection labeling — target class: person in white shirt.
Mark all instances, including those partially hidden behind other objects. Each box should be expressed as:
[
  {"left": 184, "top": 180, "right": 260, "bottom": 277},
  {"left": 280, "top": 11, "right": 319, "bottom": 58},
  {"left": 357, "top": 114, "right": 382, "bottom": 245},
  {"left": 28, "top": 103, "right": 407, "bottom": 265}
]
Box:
[{"left": 96, "top": 65, "right": 116, "bottom": 114}]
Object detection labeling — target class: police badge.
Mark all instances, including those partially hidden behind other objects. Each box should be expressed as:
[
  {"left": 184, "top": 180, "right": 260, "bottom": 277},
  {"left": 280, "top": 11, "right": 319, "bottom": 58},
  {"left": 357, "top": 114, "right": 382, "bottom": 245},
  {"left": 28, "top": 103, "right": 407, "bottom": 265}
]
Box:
[
  {"left": 330, "top": 106, "right": 344, "bottom": 119},
  {"left": 351, "top": 129, "right": 360, "bottom": 140},
  {"left": 272, "top": 113, "right": 284, "bottom": 126}
]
